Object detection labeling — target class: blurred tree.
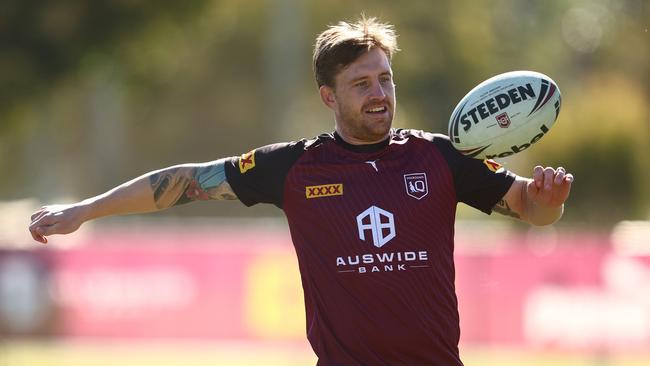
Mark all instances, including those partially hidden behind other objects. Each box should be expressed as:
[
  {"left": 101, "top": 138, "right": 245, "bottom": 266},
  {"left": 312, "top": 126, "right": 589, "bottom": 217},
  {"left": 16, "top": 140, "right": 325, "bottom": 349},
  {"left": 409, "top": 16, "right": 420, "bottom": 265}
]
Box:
[
  {"left": 1, "top": 0, "right": 647, "bottom": 224},
  {"left": 0, "top": 0, "right": 209, "bottom": 130},
  {"left": 526, "top": 0, "right": 650, "bottom": 224}
]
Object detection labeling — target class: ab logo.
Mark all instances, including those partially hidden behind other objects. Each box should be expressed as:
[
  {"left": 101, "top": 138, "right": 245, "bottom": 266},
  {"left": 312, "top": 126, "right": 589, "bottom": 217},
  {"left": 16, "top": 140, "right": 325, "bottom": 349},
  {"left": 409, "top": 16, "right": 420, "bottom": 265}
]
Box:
[{"left": 356, "top": 206, "right": 396, "bottom": 248}]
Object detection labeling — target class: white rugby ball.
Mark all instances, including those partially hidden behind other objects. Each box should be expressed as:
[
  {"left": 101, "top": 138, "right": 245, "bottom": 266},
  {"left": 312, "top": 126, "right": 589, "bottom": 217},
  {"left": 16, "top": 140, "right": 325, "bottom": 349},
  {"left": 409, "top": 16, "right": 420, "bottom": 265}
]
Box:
[{"left": 448, "top": 70, "right": 561, "bottom": 159}]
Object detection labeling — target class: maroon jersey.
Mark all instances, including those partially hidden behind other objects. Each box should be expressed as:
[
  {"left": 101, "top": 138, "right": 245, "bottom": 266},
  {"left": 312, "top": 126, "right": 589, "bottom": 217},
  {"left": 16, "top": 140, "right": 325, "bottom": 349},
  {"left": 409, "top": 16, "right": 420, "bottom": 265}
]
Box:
[{"left": 225, "top": 129, "right": 515, "bottom": 366}]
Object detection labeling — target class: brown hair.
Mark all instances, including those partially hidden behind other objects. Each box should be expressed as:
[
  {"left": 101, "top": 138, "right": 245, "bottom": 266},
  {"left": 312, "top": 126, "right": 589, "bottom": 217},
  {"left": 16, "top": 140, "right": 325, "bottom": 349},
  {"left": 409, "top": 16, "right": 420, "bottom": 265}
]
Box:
[{"left": 313, "top": 16, "right": 399, "bottom": 88}]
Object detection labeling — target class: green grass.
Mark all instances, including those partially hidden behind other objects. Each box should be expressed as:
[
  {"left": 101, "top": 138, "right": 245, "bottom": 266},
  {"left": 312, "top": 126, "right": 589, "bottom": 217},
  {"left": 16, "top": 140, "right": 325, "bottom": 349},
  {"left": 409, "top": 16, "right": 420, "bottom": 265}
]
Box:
[{"left": 1, "top": 341, "right": 648, "bottom": 366}]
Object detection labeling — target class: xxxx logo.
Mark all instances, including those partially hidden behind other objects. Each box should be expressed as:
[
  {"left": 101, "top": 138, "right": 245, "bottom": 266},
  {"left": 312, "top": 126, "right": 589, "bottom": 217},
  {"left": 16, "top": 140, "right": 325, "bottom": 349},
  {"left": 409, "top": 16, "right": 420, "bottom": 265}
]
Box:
[
  {"left": 238, "top": 150, "right": 256, "bottom": 174},
  {"left": 306, "top": 184, "right": 343, "bottom": 199}
]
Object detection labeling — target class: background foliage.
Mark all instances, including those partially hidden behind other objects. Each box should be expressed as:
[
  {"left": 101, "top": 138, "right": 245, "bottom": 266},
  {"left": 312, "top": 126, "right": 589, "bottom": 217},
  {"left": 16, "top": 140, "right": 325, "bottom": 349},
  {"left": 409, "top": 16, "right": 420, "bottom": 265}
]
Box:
[{"left": 1, "top": 0, "right": 648, "bottom": 225}]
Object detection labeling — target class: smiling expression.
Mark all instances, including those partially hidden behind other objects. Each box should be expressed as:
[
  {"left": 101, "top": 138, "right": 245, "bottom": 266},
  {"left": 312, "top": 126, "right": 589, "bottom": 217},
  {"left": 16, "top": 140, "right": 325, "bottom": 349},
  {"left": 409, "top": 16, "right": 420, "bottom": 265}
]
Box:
[{"left": 320, "top": 48, "right": 396, "bottom": 144}]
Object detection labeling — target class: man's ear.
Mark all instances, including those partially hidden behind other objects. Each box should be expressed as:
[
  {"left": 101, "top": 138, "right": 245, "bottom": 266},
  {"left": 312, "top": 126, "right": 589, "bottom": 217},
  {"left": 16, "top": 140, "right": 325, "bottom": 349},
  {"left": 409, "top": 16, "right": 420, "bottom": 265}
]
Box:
[{"left": 319, "top": 85, "right": 337, "bottom": 110}]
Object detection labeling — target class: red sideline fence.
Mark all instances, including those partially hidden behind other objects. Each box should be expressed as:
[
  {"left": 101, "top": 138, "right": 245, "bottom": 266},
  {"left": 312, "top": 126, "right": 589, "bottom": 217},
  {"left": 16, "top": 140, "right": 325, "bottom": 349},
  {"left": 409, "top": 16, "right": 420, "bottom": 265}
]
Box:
[{"left": 1, "top": 226, "right": 648, "bottom": 351}]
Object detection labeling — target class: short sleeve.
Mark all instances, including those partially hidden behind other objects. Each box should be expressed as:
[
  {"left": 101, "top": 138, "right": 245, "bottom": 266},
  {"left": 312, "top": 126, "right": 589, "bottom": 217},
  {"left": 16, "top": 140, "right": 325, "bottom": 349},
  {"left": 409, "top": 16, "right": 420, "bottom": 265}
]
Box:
[
  {"left": 432, "top": 134, "right": 516, "bottom": 214},
  {"left": 224, "top": 140, "right": 306, "bottom": 208}
]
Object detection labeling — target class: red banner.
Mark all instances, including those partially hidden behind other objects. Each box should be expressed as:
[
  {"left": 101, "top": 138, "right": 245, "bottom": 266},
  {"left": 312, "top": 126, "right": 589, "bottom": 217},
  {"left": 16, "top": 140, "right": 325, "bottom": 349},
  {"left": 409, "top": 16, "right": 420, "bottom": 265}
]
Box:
[{"left": 2, "top": 226, "right": 649, "bottom": 351}]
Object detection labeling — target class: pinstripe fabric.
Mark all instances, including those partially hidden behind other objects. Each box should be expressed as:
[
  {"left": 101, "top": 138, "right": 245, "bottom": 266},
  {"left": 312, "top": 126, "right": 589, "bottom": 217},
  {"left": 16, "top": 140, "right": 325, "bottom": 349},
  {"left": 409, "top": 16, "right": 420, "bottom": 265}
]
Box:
[{"left": 226, "top": 129, "right": 515, "bottom": 366}]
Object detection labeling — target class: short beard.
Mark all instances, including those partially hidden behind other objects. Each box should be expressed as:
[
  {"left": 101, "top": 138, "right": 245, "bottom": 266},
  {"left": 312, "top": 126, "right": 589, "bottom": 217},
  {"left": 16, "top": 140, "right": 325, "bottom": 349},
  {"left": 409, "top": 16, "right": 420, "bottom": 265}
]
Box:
[{"left": 336, "top": 114, "right": 392, "bottom": 143}]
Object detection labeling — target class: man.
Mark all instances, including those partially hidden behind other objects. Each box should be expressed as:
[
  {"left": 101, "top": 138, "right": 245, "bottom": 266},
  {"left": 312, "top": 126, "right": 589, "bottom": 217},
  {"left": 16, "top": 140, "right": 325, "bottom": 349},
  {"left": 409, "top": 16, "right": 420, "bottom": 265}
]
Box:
[{"left": 29, "top": 16, "right": 572, "bottom": 366}]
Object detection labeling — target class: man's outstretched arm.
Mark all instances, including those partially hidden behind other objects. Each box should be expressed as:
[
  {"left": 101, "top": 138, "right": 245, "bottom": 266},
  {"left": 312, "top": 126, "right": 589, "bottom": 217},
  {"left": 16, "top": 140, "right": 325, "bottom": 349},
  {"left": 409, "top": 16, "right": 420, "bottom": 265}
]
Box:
[{"left": 28, "top": 158, "right": 236, "bottom": 243}]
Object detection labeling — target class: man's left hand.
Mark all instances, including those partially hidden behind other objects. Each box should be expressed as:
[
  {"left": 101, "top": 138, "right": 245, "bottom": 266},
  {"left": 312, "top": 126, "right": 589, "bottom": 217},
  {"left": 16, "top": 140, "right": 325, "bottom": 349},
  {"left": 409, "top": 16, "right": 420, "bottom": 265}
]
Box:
[{"left": 527, "top": 166, "right": 574, "bottom": 208}]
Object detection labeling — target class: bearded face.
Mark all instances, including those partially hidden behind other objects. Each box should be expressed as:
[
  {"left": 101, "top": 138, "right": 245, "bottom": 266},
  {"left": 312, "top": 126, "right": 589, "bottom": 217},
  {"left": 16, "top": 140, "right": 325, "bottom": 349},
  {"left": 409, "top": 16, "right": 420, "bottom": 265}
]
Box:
[{"left": 320, "top": 48, "right": 396, "bottom": 144}]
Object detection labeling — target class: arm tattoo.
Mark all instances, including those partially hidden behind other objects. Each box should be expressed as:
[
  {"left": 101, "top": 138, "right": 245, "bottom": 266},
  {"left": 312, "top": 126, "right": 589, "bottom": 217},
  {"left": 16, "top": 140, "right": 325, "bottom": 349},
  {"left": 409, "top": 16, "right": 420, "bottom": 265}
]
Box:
[
  {"left": 149, "top": 159, "right": 237, "bottom": 209},
  {"left": 492, "top": 199, "right": 521, "bottom": 219}
]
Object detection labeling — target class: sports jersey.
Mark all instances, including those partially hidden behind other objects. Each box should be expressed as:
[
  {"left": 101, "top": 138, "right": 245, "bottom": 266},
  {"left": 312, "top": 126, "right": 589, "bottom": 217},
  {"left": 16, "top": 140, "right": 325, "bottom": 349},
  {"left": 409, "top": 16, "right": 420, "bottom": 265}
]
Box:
[{"left": 224, "top": 128, "right": 515, "bottom": 366}]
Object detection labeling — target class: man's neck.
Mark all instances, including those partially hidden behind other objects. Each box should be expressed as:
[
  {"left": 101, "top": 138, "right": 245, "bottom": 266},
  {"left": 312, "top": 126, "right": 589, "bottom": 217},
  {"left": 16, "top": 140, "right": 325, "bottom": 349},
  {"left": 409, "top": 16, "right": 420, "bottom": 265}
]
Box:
[
  {"left": 334, "top": 128, "right": 390, "bottom": 145},
  {"left": 332, "top": 130, "right": 391, "bottom": 153}
]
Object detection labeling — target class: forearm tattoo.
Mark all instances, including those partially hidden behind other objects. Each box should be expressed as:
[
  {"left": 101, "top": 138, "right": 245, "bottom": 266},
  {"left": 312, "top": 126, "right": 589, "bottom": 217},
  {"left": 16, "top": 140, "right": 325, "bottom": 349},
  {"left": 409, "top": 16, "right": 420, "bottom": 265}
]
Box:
[
  {"left": 492, "top": 199, "right": 521, "bottom": 219},
  {"left": 149, "top": 159, "right": 236, "bottom": 209}
]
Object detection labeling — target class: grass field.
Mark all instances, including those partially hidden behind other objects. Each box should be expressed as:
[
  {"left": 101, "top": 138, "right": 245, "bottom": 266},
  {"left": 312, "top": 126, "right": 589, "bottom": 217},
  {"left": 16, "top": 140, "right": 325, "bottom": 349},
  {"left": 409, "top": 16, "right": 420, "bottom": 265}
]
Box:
[{"left": 1, "top": 340, "right": 649, "bottom": 366}]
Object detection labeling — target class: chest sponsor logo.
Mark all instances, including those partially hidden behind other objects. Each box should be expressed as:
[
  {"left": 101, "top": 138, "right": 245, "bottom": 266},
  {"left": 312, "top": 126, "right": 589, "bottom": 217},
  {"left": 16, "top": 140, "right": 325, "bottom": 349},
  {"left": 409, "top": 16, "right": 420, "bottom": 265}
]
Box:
[
  {"left": 336, "top": 205, "right": 430, "bottom": 274},
  {"left": 404, "top": 173, "right": 428, "bottom": 200},
  {"left": 356, "top": 206, "right": 395, "bottom": 248},
  {"left": 306, "top": 183, "right": 343, "bottom": 199},
  {"left": 238, "top": 150, "right": 256, "bottom": 174}
]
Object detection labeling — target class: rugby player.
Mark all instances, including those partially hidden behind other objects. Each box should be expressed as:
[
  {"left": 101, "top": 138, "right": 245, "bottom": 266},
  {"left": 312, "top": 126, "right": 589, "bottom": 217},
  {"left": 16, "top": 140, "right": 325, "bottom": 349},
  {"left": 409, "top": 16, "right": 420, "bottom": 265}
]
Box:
[{"left": 29, "top": 16, "right": 573, "bottom": 366}]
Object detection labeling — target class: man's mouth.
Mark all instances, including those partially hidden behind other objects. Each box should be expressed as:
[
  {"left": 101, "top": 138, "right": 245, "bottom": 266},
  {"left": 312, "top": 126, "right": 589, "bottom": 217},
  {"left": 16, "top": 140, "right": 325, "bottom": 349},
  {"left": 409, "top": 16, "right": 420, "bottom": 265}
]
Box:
[{"left": 365, "top": 106, "right": 388, "bottom": 114}]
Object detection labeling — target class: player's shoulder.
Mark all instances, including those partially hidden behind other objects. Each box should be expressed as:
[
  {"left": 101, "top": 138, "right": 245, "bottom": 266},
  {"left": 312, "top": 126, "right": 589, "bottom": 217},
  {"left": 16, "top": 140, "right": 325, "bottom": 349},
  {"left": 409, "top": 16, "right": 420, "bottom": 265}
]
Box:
[
  {"left": 253, "top": 134, "right": 325, "bottom": 157},
  {"left": 393, "top": 128, "right": 455, "bottom": 151},
  {"left": 393, "top": 128, "right": 474, "bottom": 171}
]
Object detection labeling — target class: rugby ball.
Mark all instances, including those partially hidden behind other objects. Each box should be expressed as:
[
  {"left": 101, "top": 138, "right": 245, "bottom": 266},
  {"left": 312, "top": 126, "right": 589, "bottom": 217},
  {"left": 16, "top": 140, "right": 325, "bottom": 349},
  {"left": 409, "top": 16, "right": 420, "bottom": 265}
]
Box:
[{"left": 448, "top": 70, "right": 561, "bottom": 159}]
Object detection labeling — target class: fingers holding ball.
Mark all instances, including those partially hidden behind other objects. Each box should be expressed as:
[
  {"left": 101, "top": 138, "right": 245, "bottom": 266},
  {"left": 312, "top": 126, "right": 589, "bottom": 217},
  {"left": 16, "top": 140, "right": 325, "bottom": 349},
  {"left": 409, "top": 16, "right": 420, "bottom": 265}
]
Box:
[{"left": 532, "top": 165, "right": 574, "bottom": 190}]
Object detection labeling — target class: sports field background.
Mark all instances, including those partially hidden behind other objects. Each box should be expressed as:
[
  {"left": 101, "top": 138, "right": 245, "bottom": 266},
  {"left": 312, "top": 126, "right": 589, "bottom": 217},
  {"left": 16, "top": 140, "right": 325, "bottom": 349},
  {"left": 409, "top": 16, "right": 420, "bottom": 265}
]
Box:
[{"left": 2, "top": 216, "right": 649, "bottom": 365}]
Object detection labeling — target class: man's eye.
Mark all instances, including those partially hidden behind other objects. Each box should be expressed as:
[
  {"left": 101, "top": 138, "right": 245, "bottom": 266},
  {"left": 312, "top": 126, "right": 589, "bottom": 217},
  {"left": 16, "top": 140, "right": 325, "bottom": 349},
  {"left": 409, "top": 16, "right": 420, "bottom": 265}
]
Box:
[
  {"left": 355, "top": 81, "right": 369, "bottom": 88},
  {"left": 380, "top": 76, "right": 391, "bottom": 84}
]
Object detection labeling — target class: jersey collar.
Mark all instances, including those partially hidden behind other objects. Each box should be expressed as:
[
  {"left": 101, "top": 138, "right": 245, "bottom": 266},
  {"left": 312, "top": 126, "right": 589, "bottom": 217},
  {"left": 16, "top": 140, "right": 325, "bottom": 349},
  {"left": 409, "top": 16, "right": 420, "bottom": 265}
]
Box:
[{"left": 333, "top": 131, "right": 391, "bottom": 153}]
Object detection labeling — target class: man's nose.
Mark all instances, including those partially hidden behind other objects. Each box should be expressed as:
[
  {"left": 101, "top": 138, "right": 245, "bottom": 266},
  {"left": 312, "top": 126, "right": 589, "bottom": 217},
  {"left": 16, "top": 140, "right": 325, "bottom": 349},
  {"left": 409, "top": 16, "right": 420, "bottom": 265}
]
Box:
[{"left": 369, "top": 81, "right": 386, "bottom": 98}]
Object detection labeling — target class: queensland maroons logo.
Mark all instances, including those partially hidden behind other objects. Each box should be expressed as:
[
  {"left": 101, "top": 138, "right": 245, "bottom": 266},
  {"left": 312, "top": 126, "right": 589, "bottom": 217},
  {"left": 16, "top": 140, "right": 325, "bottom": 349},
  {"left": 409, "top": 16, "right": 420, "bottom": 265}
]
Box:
[
  {"left": 496, "top": 112, "right": 511, "bottom": 128},
  {"left": 403, "top": 173, "right": 428, "bottom": 200}
]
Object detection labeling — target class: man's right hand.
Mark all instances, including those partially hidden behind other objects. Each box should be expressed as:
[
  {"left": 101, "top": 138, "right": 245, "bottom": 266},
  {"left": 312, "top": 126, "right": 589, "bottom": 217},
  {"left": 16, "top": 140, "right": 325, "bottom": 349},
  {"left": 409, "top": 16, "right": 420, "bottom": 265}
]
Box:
[{"left": 28, "top": 204, "right": 88, "bottom": 244}]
